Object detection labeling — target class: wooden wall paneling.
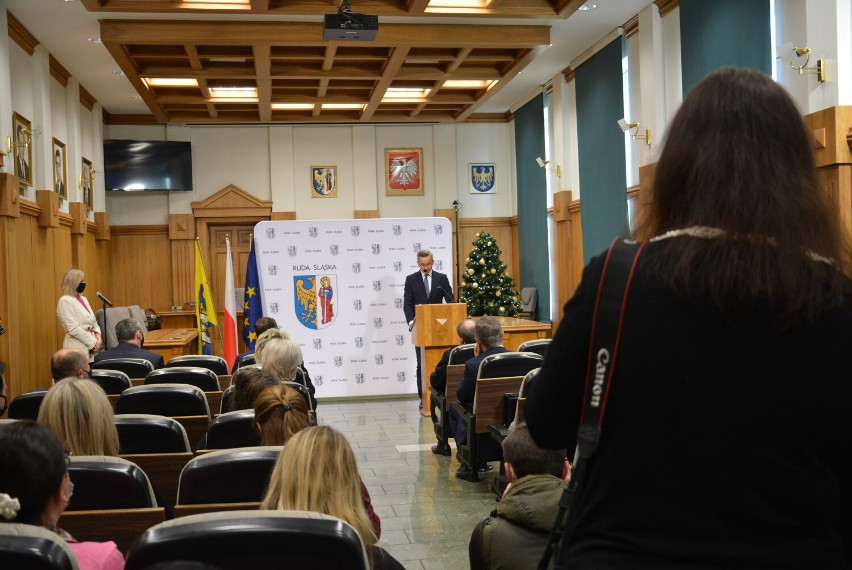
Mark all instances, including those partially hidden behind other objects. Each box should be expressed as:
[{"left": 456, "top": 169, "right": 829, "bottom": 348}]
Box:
[
  {"left": 434, "top": 208, "right": 458, "bottom": 291},
  {"left": 569, "top": 199, "right": 583, "bottom": 295},
  {"left": 0, "top": 174, "right": 20, "bottom": 218},
  {"left": 804, "top": 106, "right": 852, "bottom": 169},
  {"left": 170, "top": 239, "right": 194, "bottom": 310},
  {"left": 0, "top": 216, "right": 20, "bottom": 399},
  {"left": 457, "top": 217, "right": 517, "bottom": 289},
  {"left": 36, "top": 190, "right": 60, "bottom": 228},
  {"left": 95, "top": 212, "right": 111, "bottom": 241},
  {"left": 635, "top": 163, "right": 656, "bottom": 241},
  {"left": 0, "top": 175, "right": 19, "bottom": 398},
  {"left": 551, "top": 190, "right": 574, "bottom": 330},
  {"left": 110, "top": 226, "right": 172, "bottom": 310},
  {"left": 271, "top": 212, "right": 296, "bottom": 220},
  {"left": 817, "top": 165, "right": 852, "bottom": 238},
  {"left": 169, "top": 214, "right": 196, "bottom": 310},
  {"left": 354, "top": 210, "right": 378, "bottom": 219},
  {"left": 509, "top": 216, "right": 520, "bottom": 288}
]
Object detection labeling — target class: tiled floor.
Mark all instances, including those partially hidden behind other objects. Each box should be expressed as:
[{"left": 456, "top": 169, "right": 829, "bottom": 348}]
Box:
[{"left": 318, "top": 397, "right": 500, "bottom": 570}]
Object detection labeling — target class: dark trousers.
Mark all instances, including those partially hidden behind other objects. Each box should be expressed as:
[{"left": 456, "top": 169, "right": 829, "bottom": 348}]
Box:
[
  {"left": 415, "top": 347, "right": 422, "bottom": 400},
  {"left": 449, "top": 402, "right": 469, "bottom": 447}
]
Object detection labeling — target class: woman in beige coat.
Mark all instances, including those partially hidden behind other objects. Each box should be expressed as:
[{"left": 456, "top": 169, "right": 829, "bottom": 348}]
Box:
[{"left": 56, "top": 268, "right": 101, "bottom": 361}]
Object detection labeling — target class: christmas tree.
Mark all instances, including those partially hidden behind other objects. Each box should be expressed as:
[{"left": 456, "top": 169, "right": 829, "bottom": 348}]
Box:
[{"left": 458, "top": 232, "right": 523, "bottom": 317}]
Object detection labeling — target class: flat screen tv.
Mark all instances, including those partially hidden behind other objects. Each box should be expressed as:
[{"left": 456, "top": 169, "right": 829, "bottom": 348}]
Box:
[{"left": 104, "top": 140, "right": 193, "bottom": 191}]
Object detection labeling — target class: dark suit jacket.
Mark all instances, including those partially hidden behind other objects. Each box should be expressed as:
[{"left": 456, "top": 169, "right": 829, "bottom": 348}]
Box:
[
  {"left": 457, "top": 346, "right": 508, "bottom": 406},
  {"left": 403, "top": 270, "right": 454, "bottom": 323},
  {"left": 94, "top": 342, "right": 165, "bottom": 369},
  {"left": 429, "top": 346, "right": 454, "bottom": 393}
]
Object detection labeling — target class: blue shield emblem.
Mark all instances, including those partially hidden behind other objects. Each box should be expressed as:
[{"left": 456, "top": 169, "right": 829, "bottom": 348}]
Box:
[
  {"left": 294, "top": 274, "right": 337, "bottom": 329},
  {"left": 471, "top": 164, "right": 495, "bottom": 193}
]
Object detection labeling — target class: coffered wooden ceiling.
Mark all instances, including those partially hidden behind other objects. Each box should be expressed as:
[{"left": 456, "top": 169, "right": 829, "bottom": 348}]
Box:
[{"left": 77, "top": 0, "right": 580, "bottom": 124}]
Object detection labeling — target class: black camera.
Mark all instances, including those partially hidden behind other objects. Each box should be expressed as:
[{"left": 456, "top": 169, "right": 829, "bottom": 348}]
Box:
[{"left": 0, "top": 324, "right": 5, "bottom": 336}]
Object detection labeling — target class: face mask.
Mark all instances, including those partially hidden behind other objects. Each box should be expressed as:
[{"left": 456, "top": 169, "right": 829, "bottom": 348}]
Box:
[{"left": 76, "top": 282, "right": 86, "bottom": 294}]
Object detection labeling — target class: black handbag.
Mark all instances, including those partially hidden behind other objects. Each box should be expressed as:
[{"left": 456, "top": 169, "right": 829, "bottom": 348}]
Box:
[
  {"left": 145, "top": 308, "right": 162, "bottom": 331},
  {"left": 538, "top": 238, "right": 646, "bottom": 570}
]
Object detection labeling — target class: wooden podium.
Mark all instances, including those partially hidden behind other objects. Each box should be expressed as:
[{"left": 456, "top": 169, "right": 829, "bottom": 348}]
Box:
[{"left": 414, "top": 302, "right": 467, "bottom": 416}]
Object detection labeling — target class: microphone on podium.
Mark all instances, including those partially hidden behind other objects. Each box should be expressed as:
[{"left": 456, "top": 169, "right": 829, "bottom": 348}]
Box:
[{"left": 96, "top": 292, "right": 113, "bottom": 307}]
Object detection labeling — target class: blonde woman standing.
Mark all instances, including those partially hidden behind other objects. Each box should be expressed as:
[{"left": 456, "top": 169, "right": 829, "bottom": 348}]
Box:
[{"left": 56, "top": 269, "right": 101, "bottom": 361}]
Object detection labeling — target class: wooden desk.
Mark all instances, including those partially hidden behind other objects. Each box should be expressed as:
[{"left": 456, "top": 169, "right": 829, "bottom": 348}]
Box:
[
  {"left": 491, "top": 316, "right": 551, "bottom": 350},
  {"left": 144, "top": 328, "right": 198, "bottom": 363}
]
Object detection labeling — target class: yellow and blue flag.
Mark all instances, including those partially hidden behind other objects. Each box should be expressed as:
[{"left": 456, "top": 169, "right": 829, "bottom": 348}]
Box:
[
  {"left": 195, "top": 240, "right": 218, "bottom": 355},
  {"left": 242, "top": 237, "right": 263, "bottom": 350}
]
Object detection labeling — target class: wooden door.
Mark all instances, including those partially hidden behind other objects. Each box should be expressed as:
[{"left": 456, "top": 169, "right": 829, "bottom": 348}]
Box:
[{"left": 208, "top": 225, "right": 255, "bottom": 354}]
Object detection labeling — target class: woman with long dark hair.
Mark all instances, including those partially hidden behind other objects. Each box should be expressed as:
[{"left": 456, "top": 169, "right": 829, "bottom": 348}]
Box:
[
  {"left": 0, "top": 421, "right": 124, "bottom": 569},
  {"left": 527, "top": 68, "right": 852, "bottom": 568}
]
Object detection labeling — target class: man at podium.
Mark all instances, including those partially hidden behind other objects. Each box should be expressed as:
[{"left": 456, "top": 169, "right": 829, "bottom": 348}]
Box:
[{"left": 403, "top": 249, "right": 455, "bottom": 407}]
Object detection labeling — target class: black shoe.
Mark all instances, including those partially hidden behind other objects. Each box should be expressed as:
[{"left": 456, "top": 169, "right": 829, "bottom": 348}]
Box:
[
  {"left": 455, "top": 466, "right": 479, "bottom": 482},
  {"left": 477, "top": 464, "right": 494, "bottom": 474},
  {"left": 431, "top": 444, "right": 451, "bottom": 456}
]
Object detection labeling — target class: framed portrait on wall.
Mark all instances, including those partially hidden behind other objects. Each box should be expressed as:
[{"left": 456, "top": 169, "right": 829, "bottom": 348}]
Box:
[
  {"left": 469, "top": 163, "right": 496, "bottom": 194},
  {"left": 52, "top": 138, "right": 67, "bottom": 199},
  {"left": 385, "top": 148, "right": 423, "bottom": 196},
  {"left": 311, "top": 165, "right": 338, "bottom": 198},
  {"left": 82, "top": 157, "right": 93, "bottom": 210},
  {"left": 11, "top": 112, "right": 32, "bottom": 189}
]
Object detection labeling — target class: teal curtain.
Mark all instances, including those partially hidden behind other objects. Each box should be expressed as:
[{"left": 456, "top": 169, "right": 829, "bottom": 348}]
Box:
[
  {"left": 680, "top": 0, "right": 771, "bottom": 94},
  {"left": 575, "top": 37, "right": 628, "bottom": 262},
  {"left": 513, "top": 94, "right": 550, "bottom": 322}
]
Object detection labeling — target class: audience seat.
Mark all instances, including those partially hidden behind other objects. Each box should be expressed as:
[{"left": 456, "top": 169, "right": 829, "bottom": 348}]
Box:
[
  {"left": 0, "top": 523, "right": 79, "bottom": 570},
  {"left": 220, "top": 385, "right": 235, "bottom": 414},
  {"left": 430, "top": 344, "right": 476, "bottom": 445},
  {"left": 166, "top": 355, "right": 229, "bottom": 376},
  {"left": 452, "top": 352, "right": 543, "bottom": 480},
  {"left": 90, "top": 369, "right": 132, "bottom": 395},
  {"left": 66, "top": 455, "right": 158, "bottom": 511},
  {"left": 125, "top": 510, "right": 369, "bottom": 570},
  {"left": 145, "top": 367, "right": 220, "bottom": 392},
  {"left": 93, "top": 358, "right": 154, "bottom": 379},
  {"left": 95, "top": 305, "right": 147, "bottom": 350},
  {"left": 176, "top": 446, "right": 281, "bottom": 507},
  {"left": 202, "top": 409, "right": 260, "bottom": 449},
  {"left": 7, "top": 390, "right": 47, "bottom": 420},
  {"left": 518, "top": 287, "right": 537, "bottom": 320},
  {"left": 236, "top": 354, "right": 256, "bottom": 369},
  {"left": 115, "top": 414, "right": 191, "bottom": 454},
  {"left": 518, "top": 338, "right": 551, "bottom": 358},
  {"left": 115, "top": 384, "right": 211, "bottom": 418}
]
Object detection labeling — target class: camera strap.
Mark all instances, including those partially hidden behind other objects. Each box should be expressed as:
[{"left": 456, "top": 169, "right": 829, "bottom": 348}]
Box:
[{"left": 538, "top": 238, "right": 646, "bottom": 570}]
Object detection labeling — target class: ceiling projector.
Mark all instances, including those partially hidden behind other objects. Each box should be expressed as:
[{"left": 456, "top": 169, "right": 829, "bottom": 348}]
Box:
[{"left": 323, "top": 1, "right": 378, "bottom": 41}]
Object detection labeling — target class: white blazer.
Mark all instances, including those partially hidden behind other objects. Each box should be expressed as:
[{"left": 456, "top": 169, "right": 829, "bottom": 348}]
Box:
[{"left": 56, "top": 294, "right": 101, "bottom": 356}]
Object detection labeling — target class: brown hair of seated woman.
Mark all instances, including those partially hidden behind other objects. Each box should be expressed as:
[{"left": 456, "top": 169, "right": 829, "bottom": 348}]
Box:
[{"left": 253, "top": 383, "right": 310, "bottom": 446}]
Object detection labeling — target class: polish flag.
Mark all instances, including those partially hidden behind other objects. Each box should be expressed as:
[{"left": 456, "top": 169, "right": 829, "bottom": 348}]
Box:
[{"left": 223, "top": 238, "right": 238, "bottom": 370}]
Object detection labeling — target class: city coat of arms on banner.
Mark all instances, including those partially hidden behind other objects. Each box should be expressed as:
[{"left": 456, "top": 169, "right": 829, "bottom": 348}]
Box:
[
  {"left": 294, "top": 274, "right": 338, "bottom": 329},
  {"left": 470, "top": 163, "right": 496, "bottom": 194}
]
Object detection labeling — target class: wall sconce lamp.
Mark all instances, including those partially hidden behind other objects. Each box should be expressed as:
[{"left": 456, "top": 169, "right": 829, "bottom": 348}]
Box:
[
  {"left": 79, "top": 166, "right": 100, "bottom": 187},
  {"left": 777, "top": 42, "right": 827, "bottom": 82},
  {"left": 536, "top": 156, "right": 561, "bottom": 177},
  {"left": 618, "top": 118, "right": 651, "bottom": 146},
  {"left": 5, "top": 127, "right": 34, "bottom": 153}
]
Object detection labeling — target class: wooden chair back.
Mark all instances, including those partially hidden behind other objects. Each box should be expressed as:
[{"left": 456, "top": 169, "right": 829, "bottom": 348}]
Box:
[
  {"left": 59, "top": 507, "right": 166, "bottom": 554},
  {"left": 119, "top": 452, "right": 193, "bottom": 513},
  {"left": 471, "top": 375, "right": 525, "bottom": 433}
]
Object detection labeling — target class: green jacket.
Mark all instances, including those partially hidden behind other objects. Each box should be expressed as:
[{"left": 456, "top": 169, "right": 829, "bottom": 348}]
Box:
[{"left": 469, "top": 474, "right": 567, "bottom": 570}]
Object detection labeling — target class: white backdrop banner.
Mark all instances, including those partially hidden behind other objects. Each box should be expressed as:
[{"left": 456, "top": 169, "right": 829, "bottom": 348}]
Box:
[{"left": 255, "top": 217, "right": 454, "bottom": 398}]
